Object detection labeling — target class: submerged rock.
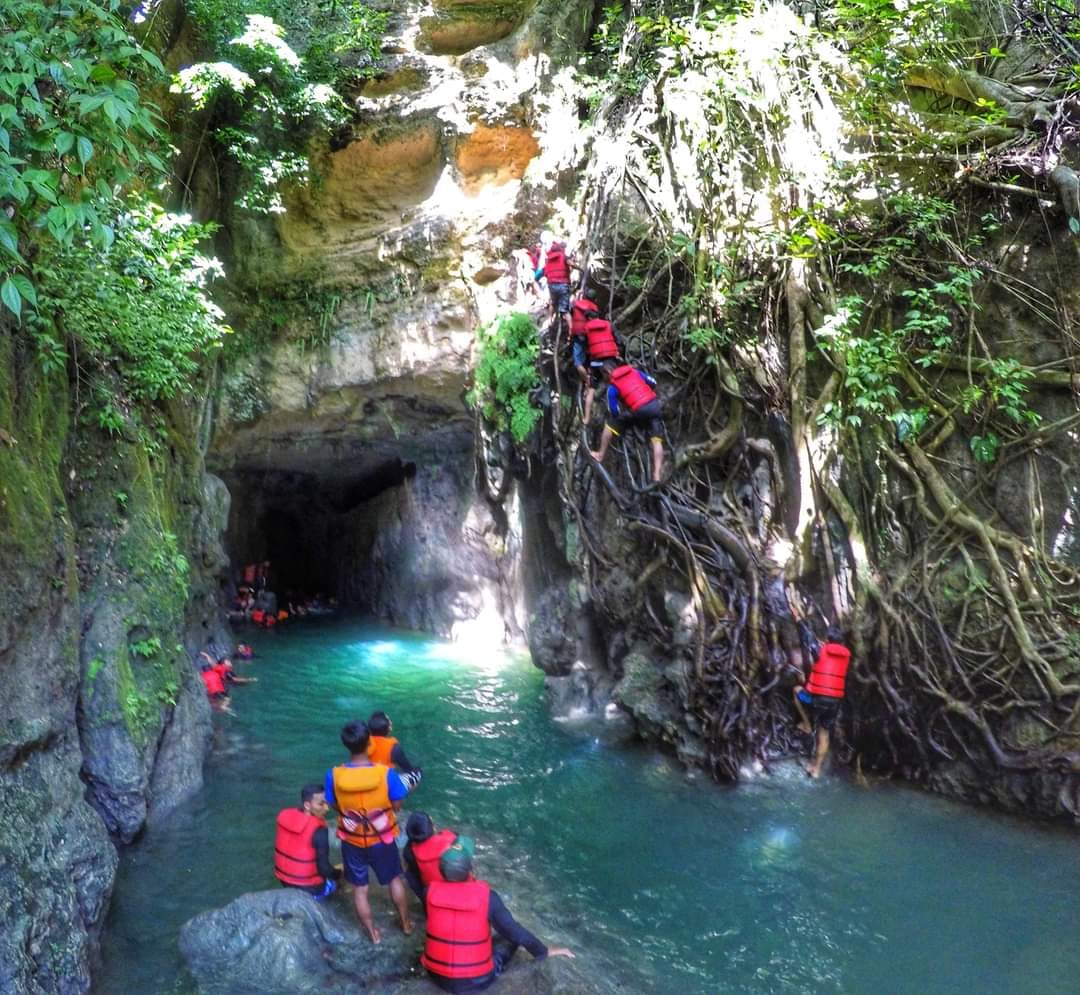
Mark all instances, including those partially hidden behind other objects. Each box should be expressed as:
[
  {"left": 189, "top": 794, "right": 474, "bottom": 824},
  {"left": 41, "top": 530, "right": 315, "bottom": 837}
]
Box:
[{"left": 179, "top": 888, "right": 618, "bottom": 994}]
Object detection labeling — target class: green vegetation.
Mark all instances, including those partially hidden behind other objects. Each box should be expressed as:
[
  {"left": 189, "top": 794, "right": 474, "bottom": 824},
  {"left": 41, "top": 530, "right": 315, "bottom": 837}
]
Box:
[{"left": 468, "top": 313, "right": 542, "bottom": 443}]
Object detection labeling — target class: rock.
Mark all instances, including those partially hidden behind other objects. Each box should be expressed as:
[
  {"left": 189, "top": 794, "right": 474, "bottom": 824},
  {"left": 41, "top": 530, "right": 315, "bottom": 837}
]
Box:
[{"left": 180, "top": 889, "right": 618, "bottom": 995}]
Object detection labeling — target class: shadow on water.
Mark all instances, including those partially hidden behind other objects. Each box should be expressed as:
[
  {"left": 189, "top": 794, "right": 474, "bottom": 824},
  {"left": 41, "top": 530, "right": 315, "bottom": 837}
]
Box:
[{"left": 98, "top": 617, "right": 1080, "bottom": 995}]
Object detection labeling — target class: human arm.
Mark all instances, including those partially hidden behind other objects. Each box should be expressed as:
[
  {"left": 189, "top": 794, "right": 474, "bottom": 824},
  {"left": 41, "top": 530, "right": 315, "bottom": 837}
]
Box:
[
  {"left": 402, "top": 845, "right": 424, "bottom": 899},
  {"left": 312, "top": 826, "right": 341, "bottom": 882},
  {"left": 488, "top": 890, "right": 548, "bottom": 959},
  {"left": 387, "top": 769, "right": 409, "bottom": 810},
  {"left": 390, "top": 742, "right": 418, "bottom": 774},
  {"left": 324, "top": 769, "right": 336, "bottom": 808}
]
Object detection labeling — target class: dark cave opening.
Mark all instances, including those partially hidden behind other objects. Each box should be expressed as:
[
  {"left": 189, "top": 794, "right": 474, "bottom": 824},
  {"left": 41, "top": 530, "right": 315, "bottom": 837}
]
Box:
[{"left": 220, "top": 457, "right": 417, "bottom": 604}]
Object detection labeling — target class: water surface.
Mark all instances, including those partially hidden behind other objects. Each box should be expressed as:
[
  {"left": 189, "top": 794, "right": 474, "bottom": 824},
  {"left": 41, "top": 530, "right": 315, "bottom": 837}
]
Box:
[{"left": 98, "top": 619, "right": 1080, "bottom": 993}]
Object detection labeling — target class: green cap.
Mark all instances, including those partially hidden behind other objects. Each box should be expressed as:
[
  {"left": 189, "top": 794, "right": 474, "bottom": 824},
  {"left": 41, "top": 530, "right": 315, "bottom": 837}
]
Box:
[{"left": 439, "top": 835, "right": 476, "bottom": 882}]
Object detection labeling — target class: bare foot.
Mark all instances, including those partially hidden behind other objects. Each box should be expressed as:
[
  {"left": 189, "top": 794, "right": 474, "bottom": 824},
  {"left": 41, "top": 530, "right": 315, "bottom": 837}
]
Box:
[
  {"left": 805, "top": 764, "right": 821, "bottom": 779},
  {"left": 367, "top": 926, "right": 382, "bottom": 944},
  {"left": 589, "top": 451, "right": 602, "bottom": 462},
  {"left": 796, "top": 722, "right": 812, "bottom": 735},
  {"left": 401, "top": 919, "right": 414, "bottom": 936}
]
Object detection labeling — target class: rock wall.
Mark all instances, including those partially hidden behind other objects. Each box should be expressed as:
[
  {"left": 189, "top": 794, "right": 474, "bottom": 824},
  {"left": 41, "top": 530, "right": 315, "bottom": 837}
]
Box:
[
  {"left": 0, "top": 329, "right": 230, "bottom": 993},
  {"left": 207, "top": 0, "right": 592, "bottom": 641}
]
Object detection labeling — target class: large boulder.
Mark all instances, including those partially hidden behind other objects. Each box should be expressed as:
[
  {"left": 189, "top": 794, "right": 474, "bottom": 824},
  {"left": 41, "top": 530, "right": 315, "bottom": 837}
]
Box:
[{"left": 179, "top": 888, "right": 618, "bottom": 995}]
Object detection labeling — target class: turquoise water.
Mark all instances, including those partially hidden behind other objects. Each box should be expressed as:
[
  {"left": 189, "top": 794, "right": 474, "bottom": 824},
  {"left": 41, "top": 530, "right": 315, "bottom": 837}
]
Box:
[{"left": 98, "top": 619, "right": 1080, "bottom": 994}]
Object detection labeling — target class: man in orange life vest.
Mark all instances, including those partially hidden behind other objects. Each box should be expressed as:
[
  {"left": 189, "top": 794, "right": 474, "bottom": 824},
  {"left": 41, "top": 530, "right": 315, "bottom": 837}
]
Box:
[
  {"left": 421, "top": 836, "right": 573, "bottom": 993},
  {"left": 367, "top": 710, "right": 423, "bottom": 790},
  {"left": 273, "top": 784, "right": 341, "bottom": 899},
  {"left": 589, "top": 360, "right": 666, "bottom": 483},
  {"left": 324, "top": 719, "right": 413, "bottom": 943},
  {"left": 402, "top": 811, "right": 456, "bottom": 898},
  {"left": 792, "top": 621, "right": 851, "bottom": 778}
]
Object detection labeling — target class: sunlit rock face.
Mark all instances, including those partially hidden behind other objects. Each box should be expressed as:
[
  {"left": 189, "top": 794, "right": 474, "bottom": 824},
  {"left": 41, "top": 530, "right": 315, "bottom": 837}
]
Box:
[{"left": 209, "top": 0, "right": 589, "bottom": 637}]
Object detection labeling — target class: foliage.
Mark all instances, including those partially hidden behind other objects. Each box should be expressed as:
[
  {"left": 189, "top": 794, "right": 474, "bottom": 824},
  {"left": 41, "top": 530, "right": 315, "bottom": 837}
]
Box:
[
  {"left": 172, "top": 15, "right": 348, "bottom": 214},
  {"left": 129, "top": 635, "right": 162, "bottom": 659},
  {"left": 0, "top": 0, "right": 169, "bottom": 317},
  {"left": 468, "top": 313, "right": 541, "bottom": 443}
]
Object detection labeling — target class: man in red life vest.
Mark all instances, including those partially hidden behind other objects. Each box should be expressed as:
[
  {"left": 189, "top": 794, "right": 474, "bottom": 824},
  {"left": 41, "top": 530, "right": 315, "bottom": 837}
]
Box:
[
  {"left": 589, "top": 360, "right": 666, "bottom": 483},
  {"left": 367, "top": 711, "right": 423, "bottom": 789},
  {"left": 792, "top": 622, "right": 851, "bottom": 778},
  {"left": 402, "top": 811, "right": 456, "bottom": 898},
  {"left": 324, "top": 719, "right": 414, "bottom": 943},
  {"left": 533, "top": 231, "right": 578, "bottom": 333},
  {"left": 198, "top": 660, "right": 231, "bottom": 713},
  {"left": 421, "top": 836, "right": 573, "bottom": 993},
  {"left": 273, "top": 784, "right": 341, "bottom": 899}
]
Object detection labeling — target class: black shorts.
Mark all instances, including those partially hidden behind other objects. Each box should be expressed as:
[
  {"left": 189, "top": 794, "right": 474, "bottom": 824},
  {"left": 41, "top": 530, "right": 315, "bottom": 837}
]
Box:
[
  {"left": 615, "top": 399, "right": 664, "bottom": 439},
  {"left": 799, "top": 690, "right": 840, "bottom": 730}
]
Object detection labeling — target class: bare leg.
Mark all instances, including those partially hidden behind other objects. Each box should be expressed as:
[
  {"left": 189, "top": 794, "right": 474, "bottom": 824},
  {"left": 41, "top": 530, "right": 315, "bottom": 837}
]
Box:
[
  {"left": 808, "top": 728, "right": 830, "bottom": 778},
  {"left": 351, "top": 884, "right": 380, "bottom": 943},
  {"left": 389, "top": 876, "right": 412, "bottom": 934},
  {"left": 650, "top": 437, "right": 664, "bottom": 482},
  {"left": 792, "top": 685, "right": 812, "bottom": 735},
  {"left": 590, "top": 425, "right": 615, "bottom": 464}
]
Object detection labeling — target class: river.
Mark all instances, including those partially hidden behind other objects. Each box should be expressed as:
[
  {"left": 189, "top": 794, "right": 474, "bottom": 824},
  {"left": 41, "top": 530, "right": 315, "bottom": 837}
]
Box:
[{"left": 97, "top": 618, "right": 1080, "bottom": 994}]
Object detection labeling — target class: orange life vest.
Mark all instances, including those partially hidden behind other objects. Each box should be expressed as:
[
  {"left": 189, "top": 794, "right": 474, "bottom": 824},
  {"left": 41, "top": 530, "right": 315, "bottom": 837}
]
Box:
[
  {"left": 422, "top": 879, "right": 495, "bottom": 980},
  {"left": 367, "top": 735, "right": 399, "bottom": 767},
  {"left": 570, "top": 298, "right": 600, "bottom": 336},
  {"left": 543, "top": 243, "right": 570, "bottom": 284},
  {"left": 273, "top": 809, "right": 326, "bottom": 887},
  {"left": 411, "top": 829, "right": 456, "bottom": 886},
  {"left": 585, "top": 318, "right": 619, "bottom": 360},
  {"left": 610, "top": 365, "right": 657, "bottom": 411},
  {"left": 200, "top": 668, "right": 225, "bottom": 697},
  {"left": 332, "top": 763, "right": 397, "bottom": 847},
  {"left": 806, "top": 643, "right": 851, "bottom": 699}
]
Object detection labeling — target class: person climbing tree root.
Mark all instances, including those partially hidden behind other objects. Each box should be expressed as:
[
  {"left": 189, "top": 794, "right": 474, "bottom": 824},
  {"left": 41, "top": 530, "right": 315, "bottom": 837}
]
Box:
[{"left": 791, "top": 684, "right": 813, "bottom": 736}]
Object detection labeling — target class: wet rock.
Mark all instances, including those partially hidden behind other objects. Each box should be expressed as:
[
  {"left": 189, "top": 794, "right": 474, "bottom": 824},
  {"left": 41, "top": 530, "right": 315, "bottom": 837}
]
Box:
[{"left": 180, "top": 889, "right": 618, "bottom": 995}]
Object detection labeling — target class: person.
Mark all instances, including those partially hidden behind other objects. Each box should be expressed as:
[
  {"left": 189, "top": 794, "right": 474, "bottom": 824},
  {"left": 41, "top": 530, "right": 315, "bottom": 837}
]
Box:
[
  {"left": 217, "top": 658, "right": 256, "bottom": 688},
  {"left": 568, "top": 291, "right": 601, "bottom": 388},
  {"left": 791, "top": 618, "right": 851, "bottom": 778},
  {"left": 533, "top": 232, "right": 577, "bottom": 333},
  {"left": 579, "top": 316, "right": 621, "bottom": 423},
  {"left": 197, "top": 660, "right": 231, "bottom": 712},
  {"left": 236, "top": 643, "right": 254, "bottom": 660},
  {"left": 367, "top": 711, "right": 423, "bottom": 788},
  {"left": 589, "top": 360, "right": 666, "bottom": 483},
  {"left": 402, "top": 812, "right": 457, "bottom": 898},
  {"left": 325, "top": 719, "right": 413, "bottom": 943},
  {"left": 421, "top": 836, "right": 573, "bottom": 992},
  {"left": 274, "top": 784, "right": 341, "bottom": 899}
]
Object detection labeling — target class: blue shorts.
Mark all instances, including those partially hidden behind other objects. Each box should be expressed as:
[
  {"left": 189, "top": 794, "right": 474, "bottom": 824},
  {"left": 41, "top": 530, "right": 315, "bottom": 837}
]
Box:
[
  {"left": 572, "top": 337, "right": 587, "bottom": 367},
  {"left": 341, "top": 840, "right": 402, "bottom": 886},
  {"left": 549, "top": 283, "right": 570, "bottom": 314}
]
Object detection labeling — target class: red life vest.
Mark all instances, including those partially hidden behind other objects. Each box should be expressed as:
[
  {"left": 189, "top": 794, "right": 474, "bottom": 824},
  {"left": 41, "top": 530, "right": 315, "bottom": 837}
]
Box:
[
  {"left": 367, "top": 735, "right": 398, "bottom": 767},
  {"left": 422, "top": 879, "right": 495, "bottom": 980},
  {"left": 543, "top": 243, "right": 570, "bottom": 284},
  {"left": 570, "top": 298, "right": 600, "bottom": 336},
  {"left": 411, "top": 829, "right": 456, "bottom": 886},
  {"left": 274, "top": 809, "right": 326, "bottom": 887},
  {"left": 585, "top": 318, "right": 619, "bottom": 360},
  {"left": 200, "top": 668, "right": 225, "bottom": 697},
  {"left": 806, "top": 643, "right": 851, "bottom": 699},
  {"left": 610, "top": 365, "right": 656, "bottom": 411},
  {"left": 251, "top": 609, "right": 265, "bottom": 623}
]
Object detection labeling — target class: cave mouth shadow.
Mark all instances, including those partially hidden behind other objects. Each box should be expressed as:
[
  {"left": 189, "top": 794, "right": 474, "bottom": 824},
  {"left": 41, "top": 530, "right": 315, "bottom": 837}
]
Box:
[{"left": 222, "top": 458, "right": 418, "bottom": 602}]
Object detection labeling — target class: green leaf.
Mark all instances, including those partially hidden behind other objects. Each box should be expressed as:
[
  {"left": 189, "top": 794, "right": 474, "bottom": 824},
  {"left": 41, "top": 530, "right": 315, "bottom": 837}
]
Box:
[
  {"left": 55, "top": 131, "right": 74, "bottom": 156},
  {"left": 11, "top": 274, "right": 36, "bottom": 308},
  {"left": 0, "top": 126, "right": 8, "bottom": 154},
  {"left": 1, "top": 278, "right": 21, "bottom": 319},
  {"left": 77, "top": 135, "right": 93, "bottom": 164},
  {"left": 1069, "top": 216, "right": 1080, "bottom": 235},
  {"left": 0, "top": 219, "right": 19, "bottom": 258}
]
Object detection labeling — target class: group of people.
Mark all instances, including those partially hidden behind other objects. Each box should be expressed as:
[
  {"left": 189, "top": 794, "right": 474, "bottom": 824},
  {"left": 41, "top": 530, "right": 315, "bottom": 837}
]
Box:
[
  {"left": 527, "top": 231, "right": 666, "bottom": 484},
  {"left": 274, "top": 713, "right": 573, "bottom": 991}
]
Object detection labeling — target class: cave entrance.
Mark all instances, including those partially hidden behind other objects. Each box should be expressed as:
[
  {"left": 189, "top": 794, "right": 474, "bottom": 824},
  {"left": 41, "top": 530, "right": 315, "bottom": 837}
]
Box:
[{"left": 220, "top": 458, "right": 417, "bottom": 607}]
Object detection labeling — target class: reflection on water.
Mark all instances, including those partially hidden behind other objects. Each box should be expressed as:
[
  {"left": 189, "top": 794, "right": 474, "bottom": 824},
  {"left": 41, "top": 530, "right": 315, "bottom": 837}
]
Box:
[{"left": 98, "top": 619, "right": 1080, "bottom": 995}]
